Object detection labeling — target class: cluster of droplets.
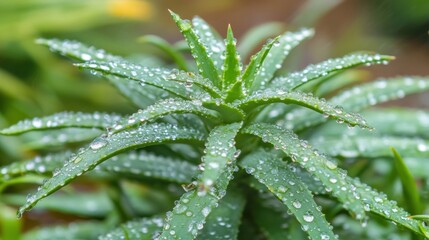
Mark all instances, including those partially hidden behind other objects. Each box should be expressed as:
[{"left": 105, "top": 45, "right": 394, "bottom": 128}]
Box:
[
  {"left": 270, "top": 53, "right": 392, "bottom": 90},
  {"left": 36, "top": 38, "right": 122, "bottom": 63},
  {"left": 239, "top": 88, "right": 369, "bottom": 129},
  {"left": 0, "top": 112, "right": 121, "bottom": 135},
  {"left": 251, "top": 28, "right": 314, "bottom": 91},
  {"left": 192, "top": 17, "right": 226, "bottom": 72},
  {"left": 241, "top": 148, "right": 337, "bottom": 239},
  {"left": 79, "top": 60, "right": 212, "bottom": 101},
  {"left": 243, "top": 124, "right": 368, "bottom": 220},
  {"left": 99, "top": 217, "right": 164, "bottom": 240},
  {"left": 98, "top": 151, "right": 197, "bottom": 183}
]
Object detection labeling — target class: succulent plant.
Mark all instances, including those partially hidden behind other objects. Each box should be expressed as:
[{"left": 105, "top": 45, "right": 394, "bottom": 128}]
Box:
[{"left": 1, "top": 10, "right": 429, "bottom": 240}]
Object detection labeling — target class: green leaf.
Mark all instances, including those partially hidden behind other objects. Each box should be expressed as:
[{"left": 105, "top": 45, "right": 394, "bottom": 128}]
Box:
[
  {"left": 139, "top": 34, "right": 189, "bottom": 71},
  {"left": 222, "top": 25, "right": 241, "bottom": 90},
  {"left": 17, "top": 123, "right": 206, "bottom": 217},
  {"left": 242, "top": 36, "right": 279, "bottom": 91},
  {"left": 237, "top": 89, "right": 370, "bottom": 129},
  {"left": 76, "top": 61, "right": 211, "bottom": 100},
  {"left": 250, "top": 28, "right": 314, "bottom": 92},
  {"left": 22, "top": 128, "right": 101, "bottom": 150},
  {"left": 196, "top": 189, "right": 245, "bottom": 240},
  {"left": 36, "top": 38, "right": 122, "bottom": 63},
  {"left": 391, "top": 148, "right": 422, "bottom": 215},
  {"left": 240, "top": 149, "right": 336, "bottom": 240},
  {"left": 2, "top": 192, "right": 112, "bottom": 218},
  {"left": 311, "top": 135, "right": 429, "bottom": 159},
  {"left": 101, "top": 151, "right": 198, "bottom": 183},
  {"left": 202, "top": 101, "right": 245, "bottom": 123},
  {"left": 23, "top": 221, "right": 108, "bottom": 240},
  {"left": 170, "top": 11, "right": 222, "bottom": 89},
  {"left": 107, "top": 75, "right": 170, "bottom": 109},
  {"left": 284, "top": 76, "right": 429, "bottom": 131},
  {"left": 158, "top": 123, "right": 242, "bottom": 240},
  {"left": 165, "top": 71, "right": 222, "bottom": 98},
  {"left": 242, "top": 123, "right": 428, "bottom": 236},
  {"left": 1, "top": 150, "right": 198, "bottom": 184},
  {"left": 0, "top": 112, "right": 121, "bottom": 135},
  {"left": 112, "top": 99, "right": 221, "bottom": 134},
  {"left": 98, "top": 216, "right": 164, "bottom": 240},
  {"left": 192, "top": 16, "right": 225, "bottom": 75},
  {"left": 242, "top": 123, "right": 366, "bottom": 219},
  {"left": 269, "top": 52, "right": 394, "bottom": 90}
]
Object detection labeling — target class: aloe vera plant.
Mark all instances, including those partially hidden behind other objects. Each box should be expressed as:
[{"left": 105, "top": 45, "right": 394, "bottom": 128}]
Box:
[{"left": 1, "top": 11, "right": 429, "bottom": 239}]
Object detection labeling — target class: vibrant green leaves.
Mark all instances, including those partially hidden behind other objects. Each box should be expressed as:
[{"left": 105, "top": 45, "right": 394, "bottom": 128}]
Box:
[
  {"left": 17, "top": 123, "right": 205, "bottom": 217},
  {"left": 170, "top": 11, "right": 222, "bottom": 89},
  {"left": 0, "top": 112, "right": 121, "bottom": 135},
  {"left": 269, "top": 52, "right": 394, "bottom": 90},
  {"left": 240, "top": 149, "right": 336, "bottom": 240},
  {"left": 158, "top": 123, "right": 242, "bottom": 239},
  {"left": 250, "top": 28, "right": 314, "bottom": 91},
  {"left": 99, "top": 216, "right": 164, "bottom": 240},
  {"left": 238, "top": 89, "right": 370, "bottom": 129},
  {"left": 222, "top": 25, "right": 241, "bottom": 90}
]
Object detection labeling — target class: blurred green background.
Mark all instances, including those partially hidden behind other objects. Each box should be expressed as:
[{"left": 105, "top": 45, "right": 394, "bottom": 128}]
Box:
[{"left": 0, "top": 0, "right": 428, "bottom": 237}]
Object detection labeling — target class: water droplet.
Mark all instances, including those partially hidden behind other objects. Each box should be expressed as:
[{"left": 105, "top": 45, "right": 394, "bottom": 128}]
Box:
[
  {"left": 293, "top": 201, "right": 302, "bottom": 209},
  {"left": 303, "top": 213, "right": 314, "bottom": 222},
  {"left": 90, "top": 138, "right": 108, "bottom": 150}
]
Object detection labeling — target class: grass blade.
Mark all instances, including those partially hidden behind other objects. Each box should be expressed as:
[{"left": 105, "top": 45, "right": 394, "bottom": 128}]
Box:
[
  {"left": 17, "top": 123, "right": 206, "bottom": 217},
  {"left": 240, "top": 149, "right": 336, "bottom": 240},
  {"left": 391, "top": 148, "right": 422, "bottom": 215},
  {"left": 23, "top": 221, "right": 108, "bottom": 240}
]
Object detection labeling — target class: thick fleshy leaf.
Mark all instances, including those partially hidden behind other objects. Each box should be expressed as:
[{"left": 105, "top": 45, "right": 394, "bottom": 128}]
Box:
[
  {"left": 0, "top": 112, "right": 121, "bottom": 135},
  {"left": 1, "top": 150, "right": 198, "bottom": 184},
  {"left": 158, "top": 123, "right": 242, "bottom": 240},
  {"left": 283, "top": 76, "right": 429, "bottom": 131},
  {"left": 311, "top": 135, "right": 429, "bottom": 159},
  {"left": 240, "top": 149, "right": 336, "bottom": 240},
  {"left": 391, "top": 148, "right": 422, "bottom": 215},
  {"left": 17, "top": 123, "right": 206, "bottom": 217},
  {"left": 22, "top": 128, "right": 101, "bottom": 150},
  {"left": 192, "top": 16, "right": 225, "bottom": 74},
  {"left": 36, "top": 38, "right": 123, "bottom": 63},
  {"left": 196, "top": 189, "right": 245, "bottom": 240},
  {"left": 250, "top": 28, "right": 314, "bottom": 92},
  {"left": 2, "top": 192, "right": 112, "bottom": 217},
  {"left": 242, "top": 123, "right": 366, "bottom": 219},
  {"left": 107, "top": 75, "right": 169, "bottom": 109},
  {"left": 76, "top": 61, "right": 211, "bottom": 100},
  {"left": 170, "top": 11, "right": 222, "bottom": 89},
  {"left": 242, "top": 36, "right": 279, "bottom": 91},
  {"left": 269, "top": 53, "right": 394, "bottom": 90},
  {"left": 98, "top": 216, "right": 164, "bottom": 240},
  {"left": 222, "top": 25, "right": 241, "bottom": 90},
  {"left": 165, "top": 71, "right": 222, "bottom": 98},
  {"left": 112, "top": 98, "right": 221, "bottom": 134},
  {"left": 310, "top": 108, "right": 429, "bottom": 141},
  {"left": 202, "top": 101, "right": 245, "bottom": 123},
  {"left": 99, "top": 151, "right": 198, "bottom": 183},
  {"left": 242, "top": 123, "right": 428, "bottom": 236},
  {"left": 237, "top": 89, "right": 370, "bottom": 129},
  {"left": 23, "top": 221, "right": 108, "bottom": 240}
]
